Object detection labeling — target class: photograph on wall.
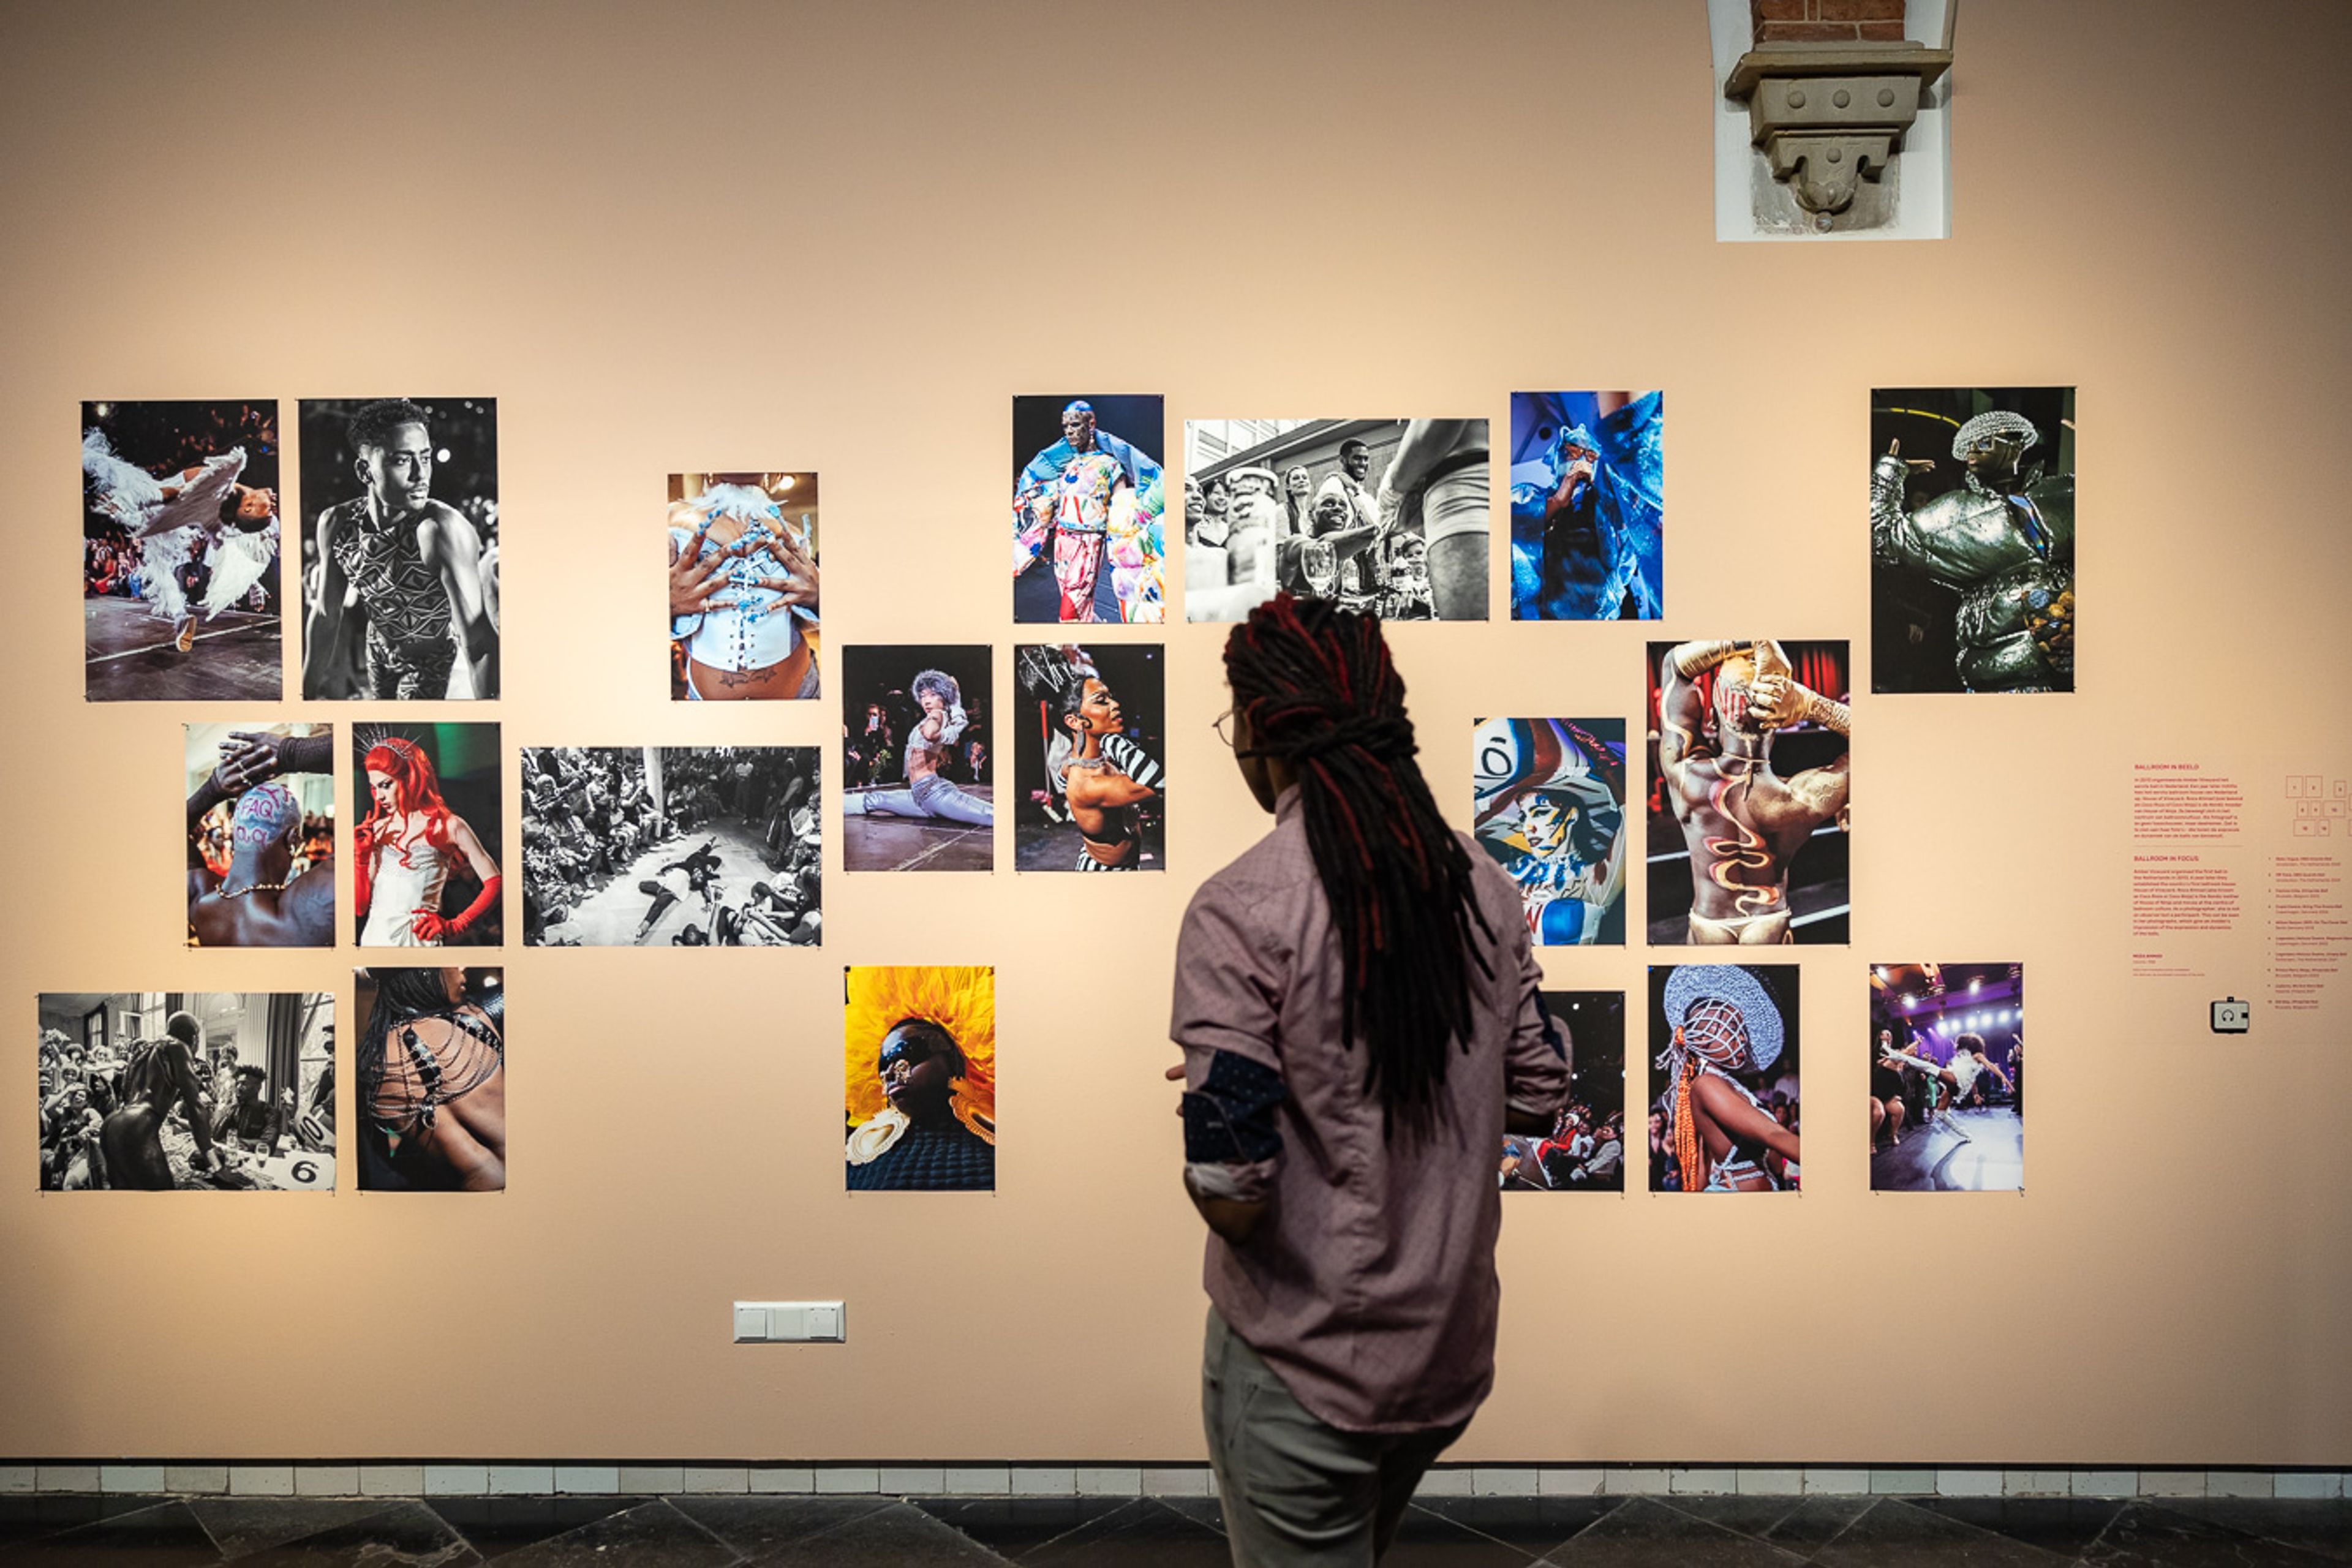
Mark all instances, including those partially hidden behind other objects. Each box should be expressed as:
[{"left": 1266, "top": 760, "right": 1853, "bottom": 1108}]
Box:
[
  {"left": 1508, "top": 391, "right": 1664, "bottom": 620},
  {"left": 1502, "top": 990, "right": 1626, "bottom": 1193},
  {"left": 82, "top": 399, "right": 282, "bottom": 703},
  {"left": 297, "top": 396, "right": 499, "bottom": 700},
  {"left": 520, "top": 747, "right": 820, "bottom": 946},
  {"left": 845, "top": 965, "right": 995, "bottom": 1192},
  {"left": 1012, "top": 644, "right": 1164, "bottom": 872},
  {"left": 1646, "top": 639, "right": 1849, "bottom": 945},
  {"left": 37, "top": 992, "right": 334, "bottom": 1191},
  {"left": 1869, "top": 963, "right": 2023, "bottom": 1192},
  {"left": 1472, "top": 717, "right": 1629, "bottom": 945},
  {"left": 1869, "top": 386, "right": 2075, "bottom": 693},
  {"left": 1648, "top": 964, "right": 1800, "bottom": 1193},
  {"left": 355, "top": 966, "right": 503, "bottom": 1192},
  {"left": 185, "top": 722, "right": 335, "bottom": 949},
  {"left": 353, "top": 724, "right": 503, "bottom": 949},
  {"left": 842, "top": 644, "right": 993, "bottom": 872},
  {"left": 1182, "top": 419, "right": 1490, "bottom": 623},
  {"left": 667, "top": 471, "right": 820, "bottom": 700},
  {"left": 1012, "top": 396, "right": 1164, "bottom": 625}
]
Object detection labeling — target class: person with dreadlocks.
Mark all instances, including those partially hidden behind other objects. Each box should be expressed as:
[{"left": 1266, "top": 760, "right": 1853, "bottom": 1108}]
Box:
[
  {"left": 844, "top": 966, "right": 995, "bottom": 1191},
  {"left": 1170, "top": 594, "right": 1569, "bottom": 1565},
  {"left": 356, "top": 736, "right": 501, "bottom": 947},
  {"left": 1653, "top": 965, "right": 1800, "bottom": 1193},
  {"left": 356, "top": 967, "right": 505, "bottom": 1191}
]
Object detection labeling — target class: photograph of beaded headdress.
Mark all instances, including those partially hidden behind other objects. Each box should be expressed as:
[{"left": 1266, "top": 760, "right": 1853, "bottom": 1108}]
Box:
[
  {"left": 1646, "top": 640, "right": 1850, "bottom": 946},
  {"left": 1013, "top": 397, "right": 1165, "bottom": 625},
  {"left": 842, "top": 645, "right": 993, "bottom": 872},
  {"left": 1509, "top": 392, "right": 1663, "bottom": 621},
  {"left": 1012, "top": 644, "right": 1164, "bottom": 872},
  {"left": 82, "top": 399, "right": 284, "bottom": 703},
  {"left": 37, "top": 991, "right": 334, "bottom": 1192},
  {"left": 1472, "top": 718, "right": 1629, "bottom": 945},
  {"left": 1648, "top": 965, "right": 1800, "bottom": 1194},
  {"left": 519, "top": 747, "right": 821, "bottom": 946},
  {"left": 845, "top": 966, "right": 996, "bottom": 1193},
  {"left": 1869, "top": 963, "right": 2024, "bottom": 1193},
  {"left": 1182, "top": 419, "right": 1490, "bottom": 623},
  {"left": 1870, "top": 388, "right": 2075, "bottom": 693},
  {"left": 354, "top": 967, "right": 503, "bottom": 1192},
  {"left": 668, "top": 472, "right": 819, "bottom": 701},
  {"left": 353, "top": 724, "right": 502, "bottom": 949},
  {"left": 1502, "top": 992, "right": 1626, "bottom": 1193},
  {"left": 185, "top": 722, "right": 335, "bottom": 949}
]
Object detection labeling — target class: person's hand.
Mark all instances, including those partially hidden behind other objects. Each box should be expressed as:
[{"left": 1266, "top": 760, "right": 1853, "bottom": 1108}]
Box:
[
  {"left": 743, "top": 529, "right": 818, "bottom": 612},
  {"left": 1166, "top": 1060, "right": 1188, "bottom": 1117},
  {"left": 1748, "top": 674, "right": 1804, "bottom": 730},
  {"left": 217, "top": 729, "right": 287, "bottom": 790},
  {"left": 1888, "top": 437, "right": 1936, "bottom": 475},
  {"left": 668, "top": 521, "right": 744, "bottom": 617},
  {"left": 411, "top": 909, "right": 450, "bottom": 943},
  {"left": 198, "top": 1147, "right": 224, "bottom": 1174}
]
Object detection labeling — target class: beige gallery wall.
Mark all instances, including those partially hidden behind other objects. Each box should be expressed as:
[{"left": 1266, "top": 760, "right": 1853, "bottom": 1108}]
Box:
[{"left": 3, "top": 0, "right": 2348, "bottom": 1464}]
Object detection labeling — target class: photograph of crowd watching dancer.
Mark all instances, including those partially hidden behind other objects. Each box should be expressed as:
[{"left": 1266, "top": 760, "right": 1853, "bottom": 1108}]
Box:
[
  {"left": 82, "top": 400, "right": 282, "bottom": 701},
  {"left": 668, "top": 471, "right": 819, "bottom": 699},
  {"left": 1012, "top": 396, "right": 1165, "bottom": 625},
  {"left": 300, "top": 397, "right": 499, "bottom": 699},
  {"left": 352, "top": 725, "right": 502, "bottom": 948},
  {"left": 1869, "top": 963, "right": 2024, "bottom": 1192},
  {"left": 1647, "top": 639, "right": 1850, "bottom": 945},
  {"left": 1182, "top": 419, "right": 1489, "bottom": 622},
  {"left": 841, "top": 645, "right": 993, "bottom": 872},
  {"left": 1871, "top": 388, "right": 2075, "bottom": 693},
  {"left": 355, "top": 967, "right": 503, "bottom": 1192},
  {"left": 845, "top": 965, "right": 995, "bottom": 1192},
  {"left": 520, "top": 747, "right": 820, "bottom": 946},
  {"left": 1648, "top": 965, "right": 1800, "bottom": 1193},
  {"left": 1472, "top": 717, "right": 1629, "bottom": 945},
  {"left": 185, "top": 722, "right": 335, "bottom": 949},
  {"left": 1012, "top": 643, "right": 1164, "bottom": 872},
  {"left": 37, "top": 992, "right": 334, "bottom": 1191},
  {"left": 1509, "top": 391, "right": 1663, "bottom": 620},
  {"left": 1501, "top": 992, "right": 1626, "bottom": 1193}
]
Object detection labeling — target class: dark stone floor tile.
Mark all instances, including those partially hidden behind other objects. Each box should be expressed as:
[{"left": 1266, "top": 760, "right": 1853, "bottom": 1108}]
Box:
[
  {"left": 1757, "top": 1496, "right": 1875, "bottom": 1557},
  {"left": 2084, "top": 1501, "right": 2345, "bottom": 1568},
  {"left": 490, "top": 1499, "right": 736, "bottom": 1567},
  {"left": 186, "top": 1498, "right": 383, "bottom": 1561},
  {"left": 1024, "top": 1498, "right": 1232, "bottom": 1566},
  {"left": 1814, "top": 1498, "right": 2070, "bottom": 1568},
  {"left": 1378, "top": 1502, "right": 1544, "bottom": 1566},
  {"left": 2157, "top": 1500, "right": 2352, "bottom": 1563},
  {"left": 1550, "top": 1496, "right": 1811, "bottom": 1568},
  {"left": 1153, "top": 1496, "right": 1227, "bottom": 1534},
  {"left": 669, "top": 1496, "right": 895, "bottom": 1559},
  {"left": 427, "top": 1496, "right": 646, "bottom": 1560},
  {"left": 746, "top": 1500, "right": 1009, "bottom": 1566},
  {"left": 233, "top": 1501, "right": 480, "bottom": 1568},
  {"left": 914, "top": 1496, "right": 1129, "bottom": 1557},
  {"left": 1912, "top": 1496, "right": 2129, "bottom": 1559},
  {"left": 1657, "top": 1495, "right": 1807, "bottom": 1541},
  {"left": 0, "top": 1501, "right": 223, "bottom": 1566},
  {"left": 1411, "top": 1494, "right": 1626, "bottom": 1556},
  {"left": 0, "top": 1495, "right": 121, "bottom": 1551}
]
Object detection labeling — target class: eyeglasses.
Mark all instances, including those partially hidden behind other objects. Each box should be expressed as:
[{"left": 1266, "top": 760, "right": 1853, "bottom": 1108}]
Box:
[{"left": 1212, "top": 708, "right": 1237, "bottom": 748}]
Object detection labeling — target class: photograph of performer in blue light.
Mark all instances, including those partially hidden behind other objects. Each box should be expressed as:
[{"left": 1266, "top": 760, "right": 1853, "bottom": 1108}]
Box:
[
  {"left": 1471, "top": 717, "right": 1628, "bottom": 945},
  {"left": 1509, "top": 391, "right": 1663, "bottom": 621},
  {"left": 1869, "top": 962, "right": 2024, "bottom": 1193}
]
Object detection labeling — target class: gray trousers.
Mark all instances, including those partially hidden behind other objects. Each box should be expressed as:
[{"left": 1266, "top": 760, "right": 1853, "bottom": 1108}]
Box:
[{"left": 1201, "top": 1307, "right": 1467, "bottom": 1567}]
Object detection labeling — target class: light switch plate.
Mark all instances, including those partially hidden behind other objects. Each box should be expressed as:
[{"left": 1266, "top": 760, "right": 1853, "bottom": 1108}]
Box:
[{"left": 732, "top": 1301, "right": 845, "bottom": 1343}]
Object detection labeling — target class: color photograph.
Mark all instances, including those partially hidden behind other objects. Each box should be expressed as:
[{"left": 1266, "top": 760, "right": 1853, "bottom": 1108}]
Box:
[
  {"left": 185, "top": 722, "right": 335, "bottom": 949},
  {"left": 1472, "top": 717, "right": 1629, "bottom": 944},
  {"left": 1012, "top": 396, "right": 1165, "bottom": 625},
  {"left": 1509, "top": 391, "right": 1663, "bottom": 620},
  {"left": 667, "top": 471, "right": 820, "bottom": 700},
  {"left": 1501, "top": 991, "right": 1626, "bottom": 1193},
  {"left": 355, "top": 967, "right": 504, "bottom": 1192},
  {"left": 1012, "top": 644, "right": 1165, "bottom": 872},
  {"left": 1869, "top": 963, "right": 2024, "bottom": 1192},
  {"left": 1648, "top": 965, "right": 1800, "bottom": 1193},
  {"left": 353, "top": 724, "right": 503, "bottom": 948},
  {"left": 842, "top": 645, "right": 993, "bottom": 872},
  {"left": 845, "top": 966, "right": 995, "bottom": 1192}
]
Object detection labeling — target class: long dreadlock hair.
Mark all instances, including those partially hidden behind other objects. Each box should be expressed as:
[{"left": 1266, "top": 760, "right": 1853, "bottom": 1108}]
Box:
[{"left": 1224, "top": 594, "right": 1493, "bottom": 1137}]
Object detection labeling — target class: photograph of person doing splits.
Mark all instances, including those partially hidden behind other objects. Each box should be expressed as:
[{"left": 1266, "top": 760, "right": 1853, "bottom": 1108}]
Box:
[
  {"left": 354, "top": 727, "right": 502, "bottom": 948},
  {"left": 666, "top": 471, "right": 820, "bottom": 700},
  {"left": 1869, "top": 962, "right": 2024, "bottom": 1191},
  {"left": 355, "top": 967, "right": 505, "bottom": 1192},
  {"left": 1648, "top": 638, "right": 1851, "bottom": 944},
  {"left": 844, "top": 965, "right": 995, "bottom": 1191},
  {"left": 841, "top": 646, "right": 993, "bottom": 872},
  {"left": 1014, "top": 644, "right": 1165, "bottom": 871},
  {"left": 82, "top": 400, "right": 282, "bottom": 701},
  {"left": 1648, "top": 965, "right": 1801, "bottom": 1193},
  {"left": 1011, "top": 396, "right": 1165, "bottom": 624},
  {"left": 185, "top": 723, "right": 335, "bottom": 949}
]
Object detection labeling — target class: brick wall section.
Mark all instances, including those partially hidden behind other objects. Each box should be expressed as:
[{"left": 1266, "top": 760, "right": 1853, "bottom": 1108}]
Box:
[{"left": 1752, "top": 0, "right": 1907, "bottom": 45}]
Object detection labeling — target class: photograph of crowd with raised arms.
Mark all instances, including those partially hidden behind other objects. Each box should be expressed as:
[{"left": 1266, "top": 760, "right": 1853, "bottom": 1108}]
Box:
[
  {"left": 1012, "top": 396, "right": 1164, "bottom": 625},
  {"left": 667, "top": 470, "right": 819, "bottom": 700},
  {"left": 1501, "top": 992, "right": 1626, "bottom": 1193},
  {"left": 845, "top": 966, "right": 995, "bottom": 1193},
  {"left": 184, "top": 722, "right": 335, "bottom": 949},
  {"left": 82, "top": 399, "right": 282, "bottom": 701},
  {"left": 355, "top": 967, "right": 503, "bottom": 1193},
  {"left": 1648, "top": 965, "right": 1800, "bottom": 1194},
  {"left": 353, "top": 725, "right": 502, "bottom": 949},
  {"left": 1472, "top": 717, "right": 1629, "bottom": 945},
  {"left": 1869, "top": 963, "right": 2024, "bottom": 1193},
  {"left": 842, "top": 645, "right": 993, "bottom": 872},
  {"left": 1509, "top": 391, "right": 1663, "bottom": 620},
  {"left": 1012, "top": 644, "right": 1164, "bottom": 872}
]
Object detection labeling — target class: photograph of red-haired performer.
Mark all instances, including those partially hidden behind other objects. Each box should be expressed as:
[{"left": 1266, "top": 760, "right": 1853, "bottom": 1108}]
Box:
[{"left": 352, "top": 725, "right": 502, "bottom": 948}]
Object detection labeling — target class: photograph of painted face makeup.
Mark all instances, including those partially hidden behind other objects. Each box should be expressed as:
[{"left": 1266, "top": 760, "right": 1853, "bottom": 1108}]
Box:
[{"left": 1472, "top": 718, "right": 1629, "bottom": 945}]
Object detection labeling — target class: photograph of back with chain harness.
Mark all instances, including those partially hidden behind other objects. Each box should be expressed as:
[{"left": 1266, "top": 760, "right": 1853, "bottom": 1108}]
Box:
[{"left": 355, "top": 967, "right": 503, "bottom": 1192}]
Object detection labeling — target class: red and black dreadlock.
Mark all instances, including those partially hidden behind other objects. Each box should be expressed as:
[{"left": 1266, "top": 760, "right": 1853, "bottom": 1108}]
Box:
[{"left": 1224, "top": 594, "right": 1493, "bottom": 1137}]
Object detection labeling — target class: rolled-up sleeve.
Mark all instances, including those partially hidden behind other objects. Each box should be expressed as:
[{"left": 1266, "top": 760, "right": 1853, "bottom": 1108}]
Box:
[
  {"left": 1502, "top": 915, "right": 1571, "bottom": 1122},
  {"left": 1172, "top": 882, "right": 1286, "bottom": 1204}
]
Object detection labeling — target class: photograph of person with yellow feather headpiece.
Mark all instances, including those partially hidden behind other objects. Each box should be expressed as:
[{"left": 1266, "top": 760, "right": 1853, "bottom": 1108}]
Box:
[{"left": 845, "top": 966, "right": 995, "bottom": 1192}]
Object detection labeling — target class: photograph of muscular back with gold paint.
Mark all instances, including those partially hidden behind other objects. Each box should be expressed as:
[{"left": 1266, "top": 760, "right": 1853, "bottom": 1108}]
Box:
[{"left": 1646, "top": 640, "right": 1850, "bottom": 945}]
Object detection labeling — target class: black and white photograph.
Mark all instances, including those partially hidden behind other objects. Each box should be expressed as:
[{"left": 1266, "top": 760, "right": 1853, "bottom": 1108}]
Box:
[
  {"left": 1012, "top": 643, "right": 1164, "bottom": 871},
  {"left": 1182, "top": 418, "right": 1490, "bottom": 623},
  {"left": 185, "top": 722, "right": 336, "bottom": 949},
  {"left": 298, "top": 396, "right": 500, "bottom": 699},
  {"left": 1501, "top": 991, "right": 1626, "bottom": 1193},
  {"left": 1648, "top": 964, "right": 1800, "bottom": 1194},
  {"left": 355, "top": 966, "right": 504, "bottom": 1192},
  {"left": 1011, "top": 395, "right": 1166, "bottom": 625},
  {"left": 521, "top": 747, "right": 821, "bottom": 946},
  {"left": 842, "top": 644, "right": 994, "bottom": 872},
  {"left": 353, "top": 724, "right": 503, "bottom": 949},
  {"left": 83, "top": 399, "right": 283, "bottom": 702},
  {"left": 1870, "top": 962, "right": 2024, "bottom": 1193},
  {"left": 37, "top": 992, "right": 335, "bottom": 1192}
]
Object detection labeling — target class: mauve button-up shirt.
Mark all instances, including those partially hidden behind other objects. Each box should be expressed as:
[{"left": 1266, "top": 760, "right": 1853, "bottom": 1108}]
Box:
[{"left": 1172, "top": 786, "right": 1569, "bottom": 1434}]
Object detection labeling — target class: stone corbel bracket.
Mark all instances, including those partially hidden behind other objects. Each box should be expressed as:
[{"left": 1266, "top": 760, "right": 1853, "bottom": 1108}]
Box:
[{"left": 1725, "top": 44, "right": 1952, "bottom": 228}]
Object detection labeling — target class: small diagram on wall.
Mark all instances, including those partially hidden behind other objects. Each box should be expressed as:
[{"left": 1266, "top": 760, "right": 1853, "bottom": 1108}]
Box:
[
  {"left": 298, "top": 397, "right": 500, "bottom": 700},
  {"left": 1011, "top": 643, "right": 1165, "bottom": 872},
  {"left": 1471, "top": 717, "right": 1629, "bottom": 945},
  {"left": 355, "top": 966, "right": 503, "bottom": 1192},
  {"left": 1502, "top": 990, "right": 1626, "bottom": 1192},
  {"left": 1648, "top": 965, "right": 1800, "bottom": 1193},
  {"left": 519, "top": 747, "right": 821, "bottom": 946},
  {"left": 1508, "top": 392, "right": 1664, "bottom": 620},
  {"left": 81, "top": 398, "right": 283, "bottom": 703},
  {"left": 1869, "top": 962, "right": 2024, "bottom": 1192},
  {"left": 185, "top": 722, "right": 335, "bottom": 948},
  {"left": 1012, "top": 396, "right": 1165, "bottom": 625},
  {"left": 666, "top": 472, "right": 820, "bottom": 701},
  {"left": 845, "top": 965, "right": 995, "bottom": 1192},
  {"left": 1183, "top": 419, "right": 1490, "bottom": 623},
  {"left": 842, "top": 645, "right": 994, "bottom": 872},
  {"left": 353, "top": 725, "right": 503, "bottom": 949},
  {"left": 1870, "top": 387, "right": 2076, "bottom": 694},
  {"left": 1647, "top": 639, "right": 1850, "bottom": 945},
  {"left": 37, "top": 991, "right": 335, "bottom": 1191}
]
